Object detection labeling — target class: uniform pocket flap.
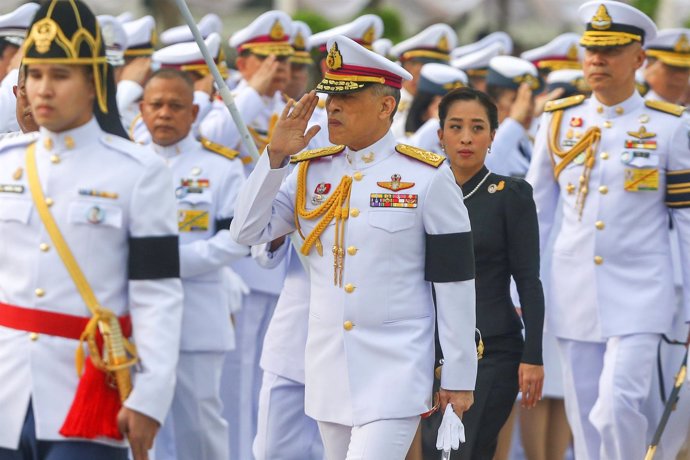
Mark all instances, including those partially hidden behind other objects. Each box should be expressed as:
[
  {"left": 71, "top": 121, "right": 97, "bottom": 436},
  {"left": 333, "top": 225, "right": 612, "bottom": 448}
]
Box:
[
  {"left": 0, "top": 198, "right": 32, "bottom": 224},
  {"left": 368, "top": 209, "right": 416, "bottom": 233}
]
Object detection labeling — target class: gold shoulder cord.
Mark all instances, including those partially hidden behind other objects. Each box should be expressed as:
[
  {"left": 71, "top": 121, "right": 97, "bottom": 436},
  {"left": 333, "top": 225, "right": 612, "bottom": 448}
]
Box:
[
  {"left": 249, "top": 113, "right": 280, "bottom": 152},
  {"left": 548, "top": 110, "right": 602, "bottom": 219},
  {"left": 26, "top": 143, "right": 138, "bottom": 401},
  {"left": 294, "top": 160, "right": 353, "bottom": 286}
]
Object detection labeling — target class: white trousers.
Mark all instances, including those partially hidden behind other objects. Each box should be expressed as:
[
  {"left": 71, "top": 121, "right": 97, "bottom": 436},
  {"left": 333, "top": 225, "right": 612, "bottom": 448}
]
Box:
[
  {"left": 253, "top": 371, "right": 324, "bottom": 460},
  {"left": 558, "top": 334, "right": 659, "bottom": 460},
  {"left": 317, "top": 417, "right": 419, "bottom": 460},
  {"left": 220, "top": 291, "right": 278, "bottom": 460},
  {"left": 155, "top": 351, "right": 228, "bottom": 460}
]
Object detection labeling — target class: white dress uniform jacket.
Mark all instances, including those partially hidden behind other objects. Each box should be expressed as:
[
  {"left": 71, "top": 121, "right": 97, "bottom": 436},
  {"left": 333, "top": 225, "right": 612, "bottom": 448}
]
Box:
[
  {"left": 391, "top": 87, "right": 413, "bottom": 139},
  {"left": 0, "top": 119, "right": 183, "bottom": 447},
  {"left": 526, "top": 92, "right": 690, "bottom": 342},
  {"left": 486, "top": 117, "right": 533, "bottom": 178},
  {"left": 231, "top": 131, "right": 477, "bottom": 425},
  {"left": 151, "top": 133, "right": 247, "bottom": 351}
]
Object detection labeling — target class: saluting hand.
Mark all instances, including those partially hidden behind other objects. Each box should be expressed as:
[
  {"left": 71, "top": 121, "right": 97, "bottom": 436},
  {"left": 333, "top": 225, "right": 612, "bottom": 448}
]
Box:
[
  {"left": 518, "top": 363, "right": 544, "bottom": 409},
  {"left": 248, "top": 55, "right": 280, "bottom": 96},
  {"left": 267, "top": 91, "right": 321, "bottom": 169}
]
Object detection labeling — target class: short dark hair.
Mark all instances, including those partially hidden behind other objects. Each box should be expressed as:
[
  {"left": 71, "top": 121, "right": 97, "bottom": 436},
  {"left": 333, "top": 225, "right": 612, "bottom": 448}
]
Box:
[
  {"left": 146, "top": 68, "right": 195, "bottom": 92},
  {"left": 368, "top": 83, "right": 401, "bottom": 122},
  {"left": 439, "top": 87, "right": 499, "bottom": 131}
]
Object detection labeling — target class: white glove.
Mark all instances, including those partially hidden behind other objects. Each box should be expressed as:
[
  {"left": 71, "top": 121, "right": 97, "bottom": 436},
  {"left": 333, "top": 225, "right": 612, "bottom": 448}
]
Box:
[
  {"left": 222, "top": 267, "right": 250, "bottom": 314},
  {"left": 436, "top": 403, "right": 465, "bottom": 454}
]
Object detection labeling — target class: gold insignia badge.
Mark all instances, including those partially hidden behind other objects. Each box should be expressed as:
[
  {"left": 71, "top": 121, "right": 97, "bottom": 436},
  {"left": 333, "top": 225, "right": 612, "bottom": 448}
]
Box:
[
  {"left": 627, "top": 125, "right": 656, "bottom": 139},
  {"left": 13, "top": 167, "right": 23, "bottom": 181},
  {"left": 437, "top": 35, "right": 449, "bottom": 52},
  {"left": 591, "top": 4, "right": 612, "bottom": 31},
  {"left": 566, "top": 44, "right": 579, "bottom": 61},
  {"left": 674, "top": 34, "right": 690, "bottom": 53},
  {"left": 513, "top": 73, "right": 539, "bottom": 90},
  {"left": 361, "top": 152, "right": 375, "bottom": 163},
  {"left": 362, "top": 25, "right": 375, "bottom": 46},
  {"left": 269, "top": 19, "right": 284, "bottom": 41},
  {"left": 377, "top": 174, "right": 415, "bottom": 192},
  {"left": 326, "top": 43, "right": 343, "bottom": 70},
  {"left": 442, "top": 80, "right": 466, "bottom": 91},
  {"left": 488, "top": 181, "right": 505, "bottom": 194},
  {"left": 294, "top": 31, "right": 305, "bottom": 50},
  {"left": 31, "top": 18, "right": 59, "bottom": 54}
]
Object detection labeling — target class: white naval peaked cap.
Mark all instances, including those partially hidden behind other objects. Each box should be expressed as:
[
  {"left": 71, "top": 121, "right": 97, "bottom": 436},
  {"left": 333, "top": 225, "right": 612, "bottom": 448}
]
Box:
[
  {"left": 153, "top": 32, "right": 227, "bottom": 77},
  {"left": 123, "top": 15, "right": 157, "bottom": 57},
  {"left": 451, "top": 42, "right": 506, "bottom": 77},
  {"left": 291, "top": 20, "right": 313, "bottom": 65},
  {"left": 229, "top": 10, "right": 293, "bottom": 56},
  {"left": 578, "top": 1, "right": 657, "bottom": 47},
  {"left": 390, "top": 23, "right": 456, "bottom": 63},
  {"left": 159, "top": 13, "right": 223, "bottom": 46},
  {"left": 116, "top": 12, "right": 134, "bottom": 24},
  {"left": 451, "top": 31, "right": 513, "bottom": 60},
  {"left": 0, "top": 3, "right": 40, "bottom": 47},
  {"left": 315, "top": 35, "right": 412, "bottom": 94},
  {"left": 546, "top": 69, "right": 589, "bottom": 97},
  {"left": 373, "top": 38, "right": 393, "bottom": 58},
  {"left": 645, "top": 28, "right": 690, "bottom": 67},
  {"left": 520, "top": 33, "right": 583, "bottom": 71},
  {"left": 417, "top": 63, "right": 468, "bottom": 96},
  {"left": 97, "top": 15, "right": 128, "bottom": 67},
  {"left": 487, "top": 55, "right": 543, "bottom": 93},
  {"left": 309, "top": 14, "right": 384, "bottom": 53}
]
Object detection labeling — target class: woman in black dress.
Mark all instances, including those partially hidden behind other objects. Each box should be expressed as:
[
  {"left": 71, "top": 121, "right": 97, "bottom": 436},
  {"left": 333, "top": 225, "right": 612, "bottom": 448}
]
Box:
[{"left": 432, "top": 87, "right": 545, "bottom": 459}]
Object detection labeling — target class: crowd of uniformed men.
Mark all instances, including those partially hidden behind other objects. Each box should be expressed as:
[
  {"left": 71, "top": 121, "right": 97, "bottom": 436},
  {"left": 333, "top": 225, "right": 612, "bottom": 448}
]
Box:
[{"left": 0, "top": 0, "right": 689, "bottom": 459}]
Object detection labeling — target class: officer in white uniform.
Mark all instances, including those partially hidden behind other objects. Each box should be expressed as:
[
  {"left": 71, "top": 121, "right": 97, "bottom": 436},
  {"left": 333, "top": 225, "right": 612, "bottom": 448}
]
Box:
[
  {"left": 140, "top": 68, "right": 247, "bottom": 460},
  {"left": 96, "top": 15, "right": 128, "bottom": 84},
  {"left": 484, "top": 55, "right": 543, "bottom": 178},
  {"left": 389, "top": 24, "right": 458, "bottom": 139},
  {"left": 526, "top": 3, "right": 690, "bottom": 459},
  {"left": 644, "top": 28, "right": 690, "bottom": 105},
  {"left": 0, "top": 3, "right": 40, "bottom": 134},
  {"left": 0, "top": 2, "right": 183, "bottom": 459},
  {"left": 231, "top": 35, "right": 477, "bottom": 460},
  {"left": 520, "top": 32, "right": 584, "bottom": 76}
]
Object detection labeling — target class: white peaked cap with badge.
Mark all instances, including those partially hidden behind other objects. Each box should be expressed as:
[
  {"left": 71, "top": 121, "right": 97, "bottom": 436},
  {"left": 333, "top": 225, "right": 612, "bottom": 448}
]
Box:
[
  {"left": 487, "top": 55, "right": 543, "bottom": 92},
  {"left": 373, "top": 38, "right": 393, "bottom": 58},
  {"left": 0, "top": 3, "right": 41, "bottom": 46},
  {"left": 546, "top": 69, "right": 589, "bottom": 96},
  {"left": 309, "top": 14, "right": 384, "bottom": 53},
  {"left": 123, "top": 15, "right": 157, "bottom": 57},
  {"left": 578, "top": 1, "right": 657, "bottom": 47},
  {"left": 418, "top": 63, "right": 468, "bottom": 96},
  {"left": 645, "top": 28, "right": 690, "bottom": 67},
  {"left": 160, "top": 13, "right": 223, "bottom": 46},
  {"left": 315, "top": 35, "right": 411, "bottom": 94},
  {"left": 520, "top": 32, "right": 583, "bottom": 71},
  {"left": 451, "top": 31, "right": 513, "bottom": 60},
  {"left": 229, "top": 10, "right": 293, "bottom": 56},
  {"left": 154, "top": 32, "right": 223, "bottom": 71},
  {"left": 97, "top": 15, "right": 128, "bottom": 67},
  {"left": 451, "top": 42, "right": 507, "bottom": 76},
  {"left": 390, "top": 23, "right": 457, "bottom": 63},
  {"left": 291, "top": 20, "right": 313, "bottom": 64}
]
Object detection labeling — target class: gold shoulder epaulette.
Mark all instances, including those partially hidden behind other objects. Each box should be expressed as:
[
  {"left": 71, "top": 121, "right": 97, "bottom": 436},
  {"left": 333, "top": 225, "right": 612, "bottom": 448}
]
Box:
[
  {"left": 645, "top": 99, "right": 685, "bottom": 117},
  {"left": 395, "top": 144, "right": 445, "bottom": 168},
  {"left": 199, "top": 136, "right": 239, "bottom": 160},
  {"left": 290, "top": 145, "right": 345, "bottom": 163},
  {"left": 544, "top": 94, "right": 586, "bottom": 113}
]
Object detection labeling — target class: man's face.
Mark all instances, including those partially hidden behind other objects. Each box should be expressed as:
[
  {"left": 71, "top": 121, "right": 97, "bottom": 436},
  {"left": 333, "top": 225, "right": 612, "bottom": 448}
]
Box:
[
  {"left": 237, "top": 52, "right": 291, "bottom": 94},
  {"left": 26, "top": 64, "right": 95, "bottom": 133},
  {"left": 13, "top": 69, "right": 38, "bottom": 133},
  {"left": 644, "top": 59, "right": 690, "bottom": 103},
  {"left": 583, "top": 43, "right": 645, "bottom": 94},
  {"left": 325, "top": 86, "right": 394, "bottom": 150},
  {"left": 494, "top": 88, "right": 518, "bottom": 125},
  {"left": 402, "top": 60, "right": 423, "bottom": 95},
  {"left": 140, "top": 76, "right": 198, "bottom": 147},
  {"left": 284, "top": 63, "right": 310, "bottom": 100},
  {"left": 0, "top": 43, "right": 19, "bottom": 81}
]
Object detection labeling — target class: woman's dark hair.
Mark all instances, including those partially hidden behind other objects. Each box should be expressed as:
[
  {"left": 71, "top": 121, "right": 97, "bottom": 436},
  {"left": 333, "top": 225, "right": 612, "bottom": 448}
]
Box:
[
  {"left": 438, "top": 87, "right": 499, "bottom": 132},
  {"left": 405, "top": 90, "right": 436, "bottom": 134}
]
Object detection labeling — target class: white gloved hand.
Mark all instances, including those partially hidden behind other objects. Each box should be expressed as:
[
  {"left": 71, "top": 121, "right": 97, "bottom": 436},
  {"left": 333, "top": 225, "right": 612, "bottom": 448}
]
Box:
[
  {"left": 222, "top": 267, "right": 250, "bottom": 314},
  {"left": 436, "top": 403, "right": 465, "bottom": 454}
]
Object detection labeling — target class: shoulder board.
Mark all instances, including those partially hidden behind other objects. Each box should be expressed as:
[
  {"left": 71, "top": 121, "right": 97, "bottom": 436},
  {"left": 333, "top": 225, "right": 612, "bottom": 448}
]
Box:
[
  {"left": 0, "top": 132, "right": 38, "bottom": 152},
  {"left": 98, "top": 134, "right": 152, "bottom": 165},
  {"left": 395, "top": 144, "right": 445, "bottom": 168},
  {"left": 544, "top": 94, "right": 586, "bottom": 112},
  {"left": 290, "top": 145, "right": 345, "bottom": 163},
  {"left": 645, "top": 99, "right": 685, "bottom": 117},
  {"left": 199, "top": 136, "right": 239, "bottom": 160}
]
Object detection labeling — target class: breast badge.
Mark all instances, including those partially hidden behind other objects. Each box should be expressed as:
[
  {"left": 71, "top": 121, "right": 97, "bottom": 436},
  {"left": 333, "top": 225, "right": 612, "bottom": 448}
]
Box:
[{"left": 377, "top": 174, "right": 415, "bottom": 192}]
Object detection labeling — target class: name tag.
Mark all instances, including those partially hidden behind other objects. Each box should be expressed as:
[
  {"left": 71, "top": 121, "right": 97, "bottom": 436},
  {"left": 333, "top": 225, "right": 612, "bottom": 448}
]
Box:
[
  {"left": 0, "top": 184, "right": 25, "bottom": 194},
  {"left": 370, "top": 193, "right": 418, "bottom": 208},
  {"left": 624, "top": 168, "right": 659, "bottom": 192},
  {"left": 178, "top": 209, "right": 210, "bottom": 232}
]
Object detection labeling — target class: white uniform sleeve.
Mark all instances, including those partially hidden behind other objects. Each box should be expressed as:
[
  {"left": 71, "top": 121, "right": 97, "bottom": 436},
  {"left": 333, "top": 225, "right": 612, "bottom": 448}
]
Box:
[
  {"left": 116, "top": 80, "right": 144, "bottom": 131},
  {"left": 486, "top": 117, "right": 527, "bottom": 176},
  {"left": 250, "top": 237, "right": 289, "bottom": 269},
  {"left": 0, "top": 69, "right": 19, "bottom": 133},
  {"left": 124, "top": 157, "right": 183, "bottom": 425},
  {"left": 423, "top": 164, "right": 477, "bottom": 391},
  {"left": 525, "top": 113, "right": 560, "bottom": 253}
]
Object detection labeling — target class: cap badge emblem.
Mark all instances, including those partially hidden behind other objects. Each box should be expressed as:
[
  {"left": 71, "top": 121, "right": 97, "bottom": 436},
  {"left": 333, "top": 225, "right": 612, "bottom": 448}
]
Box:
[
  {"left": 437, "top": 35, "right": 449, "bottom": 52},
  {"left": 326, "top": 42, "right": 343, "bottom": 70},
  {"left": 269, "top": 19, "right": 284, "bottom": 41},
  {"left": 362, "top": 25, "right": 375, "bottom": 46},
  {"left": 674, "top": 34, "right": 690, "bottom": 53},
  {"left": 566, "top": 44, "right": 579, "bottom": 60},
  {"left": 294, "top": 31, "right": 305, "bottom": 49},
  {"left": 31, "top": 18, "right": 59, "bottom": 54},
  {"left": 513, "top": 73, "right": 539, "bottom": 90},
  {"left": 591, "top": 5, "right": 612, "bottom": 30}
]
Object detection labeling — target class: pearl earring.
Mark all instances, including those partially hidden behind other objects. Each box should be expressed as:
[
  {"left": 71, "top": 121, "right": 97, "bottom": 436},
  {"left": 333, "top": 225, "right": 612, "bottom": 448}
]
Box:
[{"left": 487, "top": 147, "right": 492, "bottom": 155}]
